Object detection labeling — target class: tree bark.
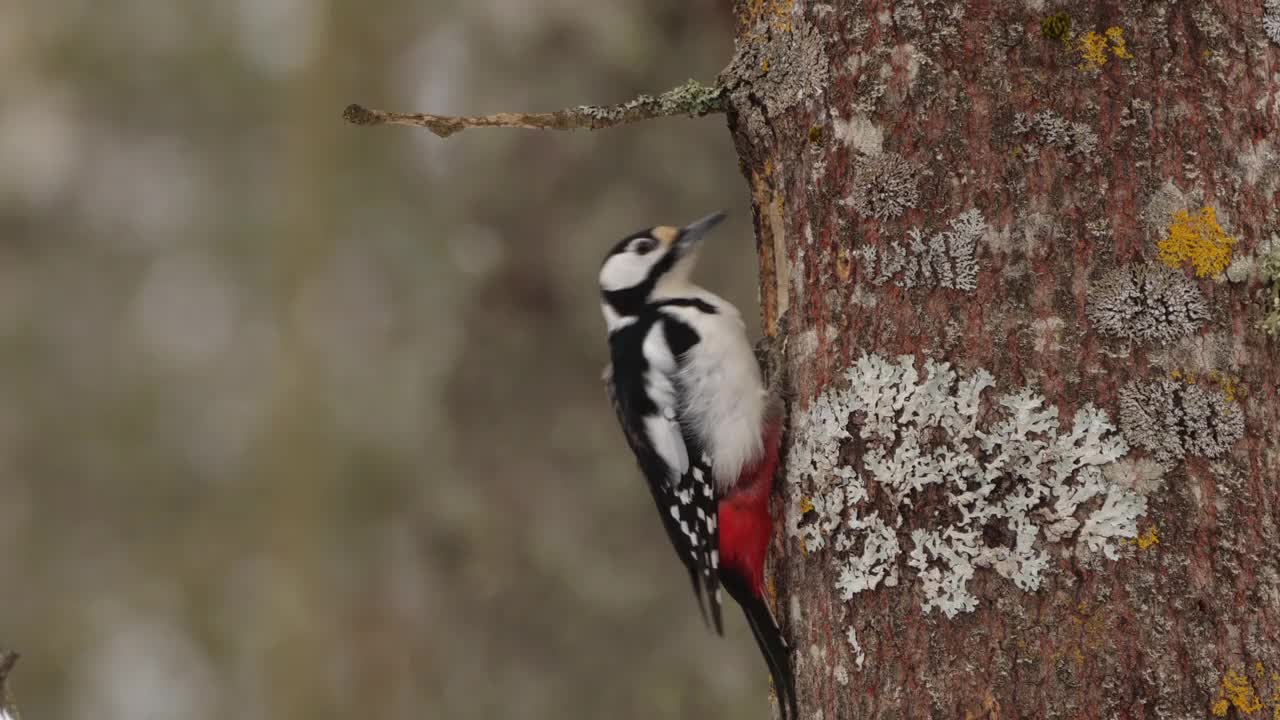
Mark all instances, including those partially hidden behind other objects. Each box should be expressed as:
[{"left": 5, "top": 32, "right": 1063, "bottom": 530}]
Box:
[
  {"left": 0, "top": 651, "right": 18, "bottom": 720},
  {"left": 723, "top": 1, "right": 1280, "bottom": 718}
]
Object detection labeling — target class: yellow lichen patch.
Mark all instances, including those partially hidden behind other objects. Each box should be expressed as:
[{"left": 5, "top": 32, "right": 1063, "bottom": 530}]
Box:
[
  {"left": 1062, "top": 602, "right": 1109, "bottom": 665},
  {"left": 836, "top": 246, "right": 854, "bottom": 281},
  {"left": 796, "top": 498, "right": 813, "bottom": 555},
  {"left": 1134, "top": 525, "right": 1160, "bottom": 550},
  {"left": 1212, "top": 668, "right": 1265, "bottom": 716},
  {"left": 1158, "top": 206, "right": 1236, "bottom": 277},
  {"left": 1077, "top": 32, "right": 1110, "bottom": 70},
  {"left": 744, "top": 0, "right": 794, "bottom": 34},
  {"left": 1077, "top": 27, "right": 1133, "bottom": 71},
  {"left": 1170, "top": 369, "right": 1241, "bottom": 403},
  {"left": 1211, "top": 371, "right": 1241, "bottom": 403},
  {"left": 1106, "top": 27, "right": 1133, "bottom": 59}
]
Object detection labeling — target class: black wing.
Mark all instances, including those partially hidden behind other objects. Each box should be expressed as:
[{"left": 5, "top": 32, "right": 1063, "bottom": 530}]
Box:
[
  {"left": 604, "top": 361, "right": 719, "bottom": 631},
  {"left": 676, "top": 448, "right": 722, "bottom": 634}
]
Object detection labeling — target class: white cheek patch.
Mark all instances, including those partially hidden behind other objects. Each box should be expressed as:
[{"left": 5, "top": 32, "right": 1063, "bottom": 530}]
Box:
[{"left": 599, "top": 252, "right": 656, "bottom": 292}]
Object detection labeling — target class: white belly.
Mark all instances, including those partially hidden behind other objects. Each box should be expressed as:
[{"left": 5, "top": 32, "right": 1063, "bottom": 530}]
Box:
[{"left": 660, "top": 296, "right": 766, "bottom": 491}]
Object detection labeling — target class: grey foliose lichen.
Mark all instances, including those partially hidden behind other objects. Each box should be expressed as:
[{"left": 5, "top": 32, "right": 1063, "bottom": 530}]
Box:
[
  {"left": 722, "top": 16, "right": 829, "bottom": 138},
  {"left": 1265, "top": 0, "right": 1280, "bottom": 44},
  {"left": 1262, "top": 247, "right": 1280, "bottom": 337},
  {"left": 575, "top": 80, "right": 726, "bottom": 123},
  {"left": 857, "top": 208, "right": 985, "bottom": 291},
  {"left": 789, "top": 354, "right": 1144, "bottom": 619},
  {"left": 1117, "top": 380, "right": 1244, "bottom": 464},
  {"left": 653, "top": 79, "right": 727, "bottom": 116},
  {"left": 1086, "top": 263, "right": 1210, "bottom": 344},
  {"left": 844, "top": 152, "right": 920, "bottom": 221},
  {"left": 1012, "top": 110, "right": 1098, "bottom": 158}
]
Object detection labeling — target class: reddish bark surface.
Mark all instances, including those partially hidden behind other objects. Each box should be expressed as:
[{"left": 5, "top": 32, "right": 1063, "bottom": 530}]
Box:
[{"left": 722, "top": 0, "right": 1280, "bottom": 717}]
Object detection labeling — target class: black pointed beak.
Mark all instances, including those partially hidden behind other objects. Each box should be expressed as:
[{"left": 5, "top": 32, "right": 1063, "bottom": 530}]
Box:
[{"left": 674, "top": 211, "right": 727, "bottom": 255}]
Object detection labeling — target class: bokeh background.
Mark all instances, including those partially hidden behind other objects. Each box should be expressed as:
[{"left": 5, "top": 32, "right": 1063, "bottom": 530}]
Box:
[{"left": 0, "top": 1, "right": 770, "bottom": 718}]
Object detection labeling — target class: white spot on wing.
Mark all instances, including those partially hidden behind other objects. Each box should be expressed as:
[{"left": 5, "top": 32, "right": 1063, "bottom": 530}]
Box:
[
  {"left": 640, "top": 323, "right": 688, "bottom": 482},
  {"left": 646, "top": 414, "right": 688, "bottom": 485}
]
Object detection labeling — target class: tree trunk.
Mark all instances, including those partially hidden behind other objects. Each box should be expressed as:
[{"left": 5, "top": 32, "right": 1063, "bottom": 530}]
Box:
[{"left": 722, "top": 1, "right": 1280, "bottom": 717}]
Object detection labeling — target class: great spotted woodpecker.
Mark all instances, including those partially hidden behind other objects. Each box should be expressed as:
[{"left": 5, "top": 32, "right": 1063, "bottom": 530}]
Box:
[{"left": 598, "top": 212, "right": 795, "bottom": 718}]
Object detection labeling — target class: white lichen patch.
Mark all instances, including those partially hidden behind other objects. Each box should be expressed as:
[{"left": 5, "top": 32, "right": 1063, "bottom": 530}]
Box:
[
  {"left": 831, "top": 111, "right": 883, "bottom": 156},
  {"left": 1237, "top": 138, "right": 1277, "bottom": 188},
  {"left": 1030, "top": 317, "right": 1067, "bottom": 354},
  {"left": 1103, "top": 456, "right": 1168, "bottom": 496},
  {"left": 1225, "top": 235, "right": 1276, "bottom": 284},
  {"left": 1141, "top": 181, "right": 1196, "bottom": 237},
  {"left": 846, "top": 626, "right": 866, "bottom": 670},
  {"left": 1226, "top": 253, "right": 1257, "bottom": 284},
  {"left": 850, "top": 283, "right": 879, "bottom": 309},
  {"left": 1117, "top": 379, "right": 1244, "bottom": 465},
  {"left": 835, "top": 513, "right": 900, "bottom": 597},
  {"left": 843, "top": 152, "right": 919, "bottom": 220},
  {"left": 1012, "top": 110, "right": 1098, "bottom": 159},
  {"left": 788, "top": 354, "right": 1145, "bottom": 619},
  {"left": 856, "top": 209, "right": 986, "bottom": 291},
  {"left": 834, "top": 664, "right": 850, "bottom": 686},
  {"left": 1086, "top": 263, "right": 1210, "bottom": 344}
]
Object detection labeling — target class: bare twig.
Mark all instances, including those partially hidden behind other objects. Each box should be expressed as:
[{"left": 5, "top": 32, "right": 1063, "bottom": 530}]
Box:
[{"left": 343, "top": 79, "right": 727, "bottom": 138}]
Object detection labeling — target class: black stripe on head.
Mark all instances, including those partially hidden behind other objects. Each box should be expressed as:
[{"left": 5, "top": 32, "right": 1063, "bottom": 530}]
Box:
[
  {"left": 601, "top": 228, "right": 681, "bottom": 317},
  {"left": 602, "top": 229, "right": 657, "bottom": 263}
]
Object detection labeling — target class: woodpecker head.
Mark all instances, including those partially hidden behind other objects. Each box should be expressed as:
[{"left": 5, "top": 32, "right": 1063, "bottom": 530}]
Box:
[{"left": 599, "top": 211, "right": 726, "bottom": 327}]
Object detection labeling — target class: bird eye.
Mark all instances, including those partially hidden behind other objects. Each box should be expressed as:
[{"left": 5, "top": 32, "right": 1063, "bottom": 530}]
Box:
[{"left": 632, "top": 238, "right": 657, "bottom": 254}]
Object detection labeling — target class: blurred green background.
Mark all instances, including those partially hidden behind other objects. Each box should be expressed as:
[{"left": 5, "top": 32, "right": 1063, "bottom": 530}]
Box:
[{"left": 0, "top": 1, "right": 768, "bottom": 718}]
